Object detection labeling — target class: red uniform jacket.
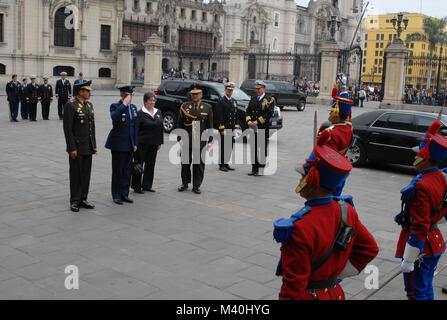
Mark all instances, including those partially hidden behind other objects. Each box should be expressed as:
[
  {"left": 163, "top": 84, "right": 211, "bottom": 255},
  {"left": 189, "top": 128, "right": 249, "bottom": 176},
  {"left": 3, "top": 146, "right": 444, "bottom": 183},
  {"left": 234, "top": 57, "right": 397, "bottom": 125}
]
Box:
[
  {"left": 396, "top": 169, "right": 447, "bottom": 258},
  {"left": 326, "top": 122, "right": 353, "bottom": 156},
  {"left": 279, "top": 198, "right": 379, "bottom": 300},
  {"left": 318, "top": 122, "right": 353, "bottom": 156}
]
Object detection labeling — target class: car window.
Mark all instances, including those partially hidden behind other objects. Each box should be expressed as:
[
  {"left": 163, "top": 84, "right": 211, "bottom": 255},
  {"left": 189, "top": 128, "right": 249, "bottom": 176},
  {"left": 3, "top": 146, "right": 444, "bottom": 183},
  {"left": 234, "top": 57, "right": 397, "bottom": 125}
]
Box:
[
  {"left": 371, "top": 113, "right": 390, "bottom": 128},
  {"left": 387, "top": 113, "right": 415, "bottom": 131},
  {"left": 415, "top": 116, "right": 436, "bottom": 133},
  {"left": 201, "top": 87, "right": 219, "bottom": 100},
  {"left": 176, "top": 83, "right": 192, "bottom": 96},
  {"left": 213, "top": 85, "right": 251, "bottom": 101},
  {"left": 265, "top": 83, "right": 276, "bottom": 91},
  {"left": 164, "top": 82, "right": 179, "bottom": 95},
  {"left": 242, "top": 80, "right": 255, "bottom": 88}
]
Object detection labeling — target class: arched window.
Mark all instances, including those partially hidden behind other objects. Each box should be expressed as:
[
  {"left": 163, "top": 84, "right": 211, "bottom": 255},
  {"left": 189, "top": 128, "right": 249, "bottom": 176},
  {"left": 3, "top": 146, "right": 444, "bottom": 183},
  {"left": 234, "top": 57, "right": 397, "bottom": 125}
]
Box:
[
  {"left": 54, "top": 7, "right": 75, "bottom": 47},
  {"left": 273, "top": 38, "right": 278, "bottom": 51},
  {"left": 213, "top": 37, "right": 218, "bottom": 50},
  {"left": 99, "top": 68, "right": 111, "bottom": 78},
  {"left": 163, "top": 26, "right": 169, "bottom": 43},
  {"left": 53, "top": 66, "right": 74, "bottom": 77},
  {"left": 0, "top": 63, "right": 5, "bottom": 75},
  {"left": 253, "top": 16, "right": 257, "bottom": 24}
]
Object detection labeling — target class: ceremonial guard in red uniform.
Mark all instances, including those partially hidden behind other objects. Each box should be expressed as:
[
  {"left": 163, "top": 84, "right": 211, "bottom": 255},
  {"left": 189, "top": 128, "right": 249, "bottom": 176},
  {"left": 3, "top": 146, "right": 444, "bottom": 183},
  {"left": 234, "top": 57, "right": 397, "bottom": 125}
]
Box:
[
  {"left": 275, "top": 132, "right": 378, "bottom": 300},
  {"left": 299, "top": 88, "right": 354, "bottom": 196},
  {"left": 395, "top": 120, "right": 447, "bottom": 300}
]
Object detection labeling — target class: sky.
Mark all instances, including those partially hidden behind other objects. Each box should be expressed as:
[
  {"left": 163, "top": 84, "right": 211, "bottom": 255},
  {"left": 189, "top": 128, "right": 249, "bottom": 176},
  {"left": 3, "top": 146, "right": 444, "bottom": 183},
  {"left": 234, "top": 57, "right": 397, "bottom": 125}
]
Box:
[{"left": 294, "top": 0, "right": 447, "bottom": 18}]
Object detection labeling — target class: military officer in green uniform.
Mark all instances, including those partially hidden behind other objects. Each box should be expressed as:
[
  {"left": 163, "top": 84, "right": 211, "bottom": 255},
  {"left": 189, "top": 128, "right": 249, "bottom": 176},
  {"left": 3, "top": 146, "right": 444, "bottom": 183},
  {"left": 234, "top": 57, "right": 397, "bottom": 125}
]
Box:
[
  {"left": 177, "top": 83, "right": 214, "bottom": 194},
  {"left": 63, "top": 80, "right": 97, "bottom": 212}
]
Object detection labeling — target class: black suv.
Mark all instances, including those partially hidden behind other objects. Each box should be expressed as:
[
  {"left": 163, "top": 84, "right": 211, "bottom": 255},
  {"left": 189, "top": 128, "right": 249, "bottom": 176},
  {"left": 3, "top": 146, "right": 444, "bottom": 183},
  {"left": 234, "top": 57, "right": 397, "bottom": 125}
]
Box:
[
  {"left": 240, "top": 79, "right": 307, "bottom": 111},
  {"left": 155, "top": 79, "right": 283, "bottom": 134}
]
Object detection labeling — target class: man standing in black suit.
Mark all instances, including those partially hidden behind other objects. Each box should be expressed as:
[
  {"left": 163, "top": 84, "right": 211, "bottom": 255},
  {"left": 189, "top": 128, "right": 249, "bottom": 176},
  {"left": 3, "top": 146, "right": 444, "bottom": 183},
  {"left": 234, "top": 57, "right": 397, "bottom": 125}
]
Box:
[
  {"left": 5, "top": 74, "right": 21, "bottom": 122},
  {"left": 216, "top": 82, "right": 241, "bottom": 172},
  {"left": 56, "top": 72, "right": 72, "bottom": 120},
  {"left": 20, "top": 78, "right": 29, "bottom": 120},
  {"left": 25, "top": 75, "right": 40, "bottom": 122},
  {"left": 39, "top": 76, "right": 53, "bottom": 120},
  {"left": 246, "top": 80, "right": 275, "bottom": 176}
]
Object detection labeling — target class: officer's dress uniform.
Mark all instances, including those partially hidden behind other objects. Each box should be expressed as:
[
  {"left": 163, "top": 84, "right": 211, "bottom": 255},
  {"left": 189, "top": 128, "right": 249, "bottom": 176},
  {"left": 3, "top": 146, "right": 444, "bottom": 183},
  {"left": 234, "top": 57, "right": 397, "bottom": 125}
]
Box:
[
  {"left": 25, "top": 80, "right": 40, "bottom": 121},
  {"left": 73, "top": 77, "right": 86, "bottom": 97},
  {"left": 177, "top": 86, "right": 213, "bottom": 191},
  {"left": 6, "top": 79, "right": 21, "bottom": 121},
  {"left": 63, "top": 84, "right": 96, "bottom": 208},
  {"left": 39, "top": 80, "right": 53, "bottom": 120},
  {"left": 395, "top": 121, "right": 447, "bottom": 300},
  {"left": 105, "top": 90, "right": 139, "bottom": 202},
  {"left": 216, "top": 83, "right": 240, "bottom": 170},
  {"left": 56, "top": 76, "right": 72, "bottom": 120},
  {"left": 20, "top": 80, "right": 29, "bottom": 120},
  {"left": 275, "top": 135, "right": 379, "bottom": 300},
  {"left": 246, "top": 81, "right": 275, "bottom": 175}
]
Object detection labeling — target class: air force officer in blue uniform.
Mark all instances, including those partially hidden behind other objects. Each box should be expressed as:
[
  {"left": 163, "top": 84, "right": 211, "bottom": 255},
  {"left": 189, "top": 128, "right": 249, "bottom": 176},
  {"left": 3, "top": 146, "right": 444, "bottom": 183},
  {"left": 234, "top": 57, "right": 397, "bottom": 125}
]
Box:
[{"left": 105, "top": 85, "right": 139, "bottom": 205}]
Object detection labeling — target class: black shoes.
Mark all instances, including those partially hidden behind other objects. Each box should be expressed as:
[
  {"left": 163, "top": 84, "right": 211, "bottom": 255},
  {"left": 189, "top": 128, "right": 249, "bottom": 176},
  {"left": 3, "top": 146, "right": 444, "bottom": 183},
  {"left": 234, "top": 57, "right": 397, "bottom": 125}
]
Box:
[
  {"left": 113, "top": 199, "right": 123, "bottom": 205},
  {"left": 192, "top": 187, "right": 201, "bottom": 194},
  {"left": 70, "top": 203, "right": 80, "bottom": 212},
  {"left": 134, "top": 189, "right": 144, "bottom": 194},
  {"left": 121, "top": 196, "right": 134, "bottom": 203},
  {"left": 178, "top": 184, "right": 188, "bottom": 192},
  {"left": 248, "top": 171, "right": 259, "bottom": 176},
  {"left": 80, "top": 200, "right": 95, "bottom": 209},
  {"left": 143, "top": 188, "right": 156, "bottom": 193},
  {"left": 219, "top": 165, "right": 229, "bottom": 172},
  {"left": 226, "top": 165, "right": 235, "bottom": 171}
]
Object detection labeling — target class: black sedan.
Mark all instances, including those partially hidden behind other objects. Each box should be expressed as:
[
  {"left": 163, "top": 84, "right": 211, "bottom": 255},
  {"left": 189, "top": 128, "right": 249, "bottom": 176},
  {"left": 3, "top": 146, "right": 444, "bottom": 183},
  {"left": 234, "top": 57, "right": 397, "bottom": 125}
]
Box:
[{"left": 346, "top": 110, "right": 447, "bottom": 168}]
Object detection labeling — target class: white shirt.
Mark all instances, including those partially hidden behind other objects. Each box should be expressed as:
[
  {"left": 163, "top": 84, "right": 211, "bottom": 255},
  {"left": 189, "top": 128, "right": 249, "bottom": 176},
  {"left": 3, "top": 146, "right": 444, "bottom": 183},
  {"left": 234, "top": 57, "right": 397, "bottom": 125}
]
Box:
[
  {"left": 142, "top": 106, "right": 158, "bottom": 119},
  {"left": 258, "top": 93, "right": 265, "bottom": 101},
  {"left": 225, "top": 95, "right": 232, "bottom": 101}
]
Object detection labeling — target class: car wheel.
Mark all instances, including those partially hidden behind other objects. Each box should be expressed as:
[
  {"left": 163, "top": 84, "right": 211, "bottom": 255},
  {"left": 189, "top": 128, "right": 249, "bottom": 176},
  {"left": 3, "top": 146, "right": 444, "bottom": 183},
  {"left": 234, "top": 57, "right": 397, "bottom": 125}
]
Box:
[
  {"left": 346, "top": 140, "right": 367, "bottom": 167},
  {"left": 297, "top": 101, "right": 306, "bottom": 112},
  {"left": 163, "top": 111, "right": 177, "bottom": 133}
]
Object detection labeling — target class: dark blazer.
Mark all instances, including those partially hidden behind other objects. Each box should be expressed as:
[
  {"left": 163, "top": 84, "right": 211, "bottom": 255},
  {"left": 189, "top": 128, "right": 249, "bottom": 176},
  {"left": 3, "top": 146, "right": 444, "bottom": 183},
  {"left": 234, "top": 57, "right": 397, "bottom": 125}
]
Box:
[
  {"left": 215, "top": 96, "right": 240, "bottom": 133},
  {"left": 63, "top": 97, "right": 97, "bottom": 155},
  {"left": 6, "top": 81, "right": 21, "bottom": 103},
  {"left": 137, "top": 108, "right": 164, "bottom": 146},
  {"left": 105, "top": 101, "right": 139, "bottom": 152},
  {"left": 39, "top": 83, "right": 53, "bottom": 103},
  {"left": 55, "top": 79, "right": 72, "bottom": 100},
  {"left": 25, "top": 83, "right": 41, "bottom": 104},
  {"left": 246, "top": 94, "right": 275, "bottom": 130}
]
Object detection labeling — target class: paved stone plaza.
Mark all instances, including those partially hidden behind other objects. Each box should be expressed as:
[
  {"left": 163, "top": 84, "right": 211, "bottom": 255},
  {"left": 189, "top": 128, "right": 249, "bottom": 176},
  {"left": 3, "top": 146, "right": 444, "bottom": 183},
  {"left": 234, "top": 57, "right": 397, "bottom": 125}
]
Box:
[{"left": 0, "top": 92, "right": 446, "bottom": 300}]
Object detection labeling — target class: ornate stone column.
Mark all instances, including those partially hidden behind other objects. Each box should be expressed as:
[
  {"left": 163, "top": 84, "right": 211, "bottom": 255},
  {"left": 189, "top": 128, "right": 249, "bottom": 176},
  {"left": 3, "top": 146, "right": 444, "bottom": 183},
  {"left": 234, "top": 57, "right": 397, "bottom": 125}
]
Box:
[
  {"left": 80, "top": 0, "right": 89, "bottom": 58},
  {"left": 380, "top": 41, "right": 410, "bottom": 108},
  {"left": 228, "top": 39, "right": 248, "bottom": 87},
  {"left": 318, "top": 39, "right": 340, "bottom": 103},
  {"left": 115, "top": 35, "right": 135, "bottom": 87},
  {"left": 143, "top": 35, "right": 166, "bottom": 90},
  {"left": 42, "top": 0, "right": 50, "bottom": 55}
]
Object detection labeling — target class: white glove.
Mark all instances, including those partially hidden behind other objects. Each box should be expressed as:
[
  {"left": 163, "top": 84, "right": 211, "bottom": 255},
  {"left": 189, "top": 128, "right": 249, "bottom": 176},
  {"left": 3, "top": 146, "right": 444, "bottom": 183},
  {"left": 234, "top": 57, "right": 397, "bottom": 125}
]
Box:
[{"left": 401, "top": 260, "right": 414, "bottom": 273}]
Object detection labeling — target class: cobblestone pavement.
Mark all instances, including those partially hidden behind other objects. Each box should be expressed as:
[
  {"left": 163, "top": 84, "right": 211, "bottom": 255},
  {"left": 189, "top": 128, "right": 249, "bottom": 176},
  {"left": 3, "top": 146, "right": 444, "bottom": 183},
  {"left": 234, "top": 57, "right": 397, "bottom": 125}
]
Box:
[{"left": 0, "top": 92, "right": 446, "bottom": 300}]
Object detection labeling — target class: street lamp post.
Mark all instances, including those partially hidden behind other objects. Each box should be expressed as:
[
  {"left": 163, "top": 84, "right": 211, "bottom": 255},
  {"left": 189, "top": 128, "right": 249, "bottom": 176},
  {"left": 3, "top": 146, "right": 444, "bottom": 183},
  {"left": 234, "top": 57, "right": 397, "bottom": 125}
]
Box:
[{"left": 390, "top": 12, "right": 409, "bottom": 44}]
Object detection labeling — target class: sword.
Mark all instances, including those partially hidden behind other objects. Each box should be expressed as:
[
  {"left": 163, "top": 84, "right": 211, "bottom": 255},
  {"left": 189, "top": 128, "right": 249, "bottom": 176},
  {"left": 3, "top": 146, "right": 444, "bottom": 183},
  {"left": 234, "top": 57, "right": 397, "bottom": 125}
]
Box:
[
  {"left": 437, "top": 107, "right": 444, "bottom": 121},
  {"left": 313, "top": 110, "right": 318, "bottom": 147}
]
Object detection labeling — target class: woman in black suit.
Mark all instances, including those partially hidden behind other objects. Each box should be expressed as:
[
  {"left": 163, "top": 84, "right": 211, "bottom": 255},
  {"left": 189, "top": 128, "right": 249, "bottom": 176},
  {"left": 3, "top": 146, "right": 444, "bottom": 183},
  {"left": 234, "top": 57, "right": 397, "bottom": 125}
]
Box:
[{"left": 131, "top": 92, "right": 164, "bottom": 193}]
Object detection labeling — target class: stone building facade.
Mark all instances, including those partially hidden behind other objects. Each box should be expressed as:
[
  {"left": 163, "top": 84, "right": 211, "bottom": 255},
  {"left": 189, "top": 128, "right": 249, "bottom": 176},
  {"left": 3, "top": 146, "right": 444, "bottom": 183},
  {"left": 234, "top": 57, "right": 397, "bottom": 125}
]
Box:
[
  {"left": 0, "top": 0, "right": 122, "bottom": 89},
  {"left": 0, "top": 0, "right": 365, "bottom": 88}
]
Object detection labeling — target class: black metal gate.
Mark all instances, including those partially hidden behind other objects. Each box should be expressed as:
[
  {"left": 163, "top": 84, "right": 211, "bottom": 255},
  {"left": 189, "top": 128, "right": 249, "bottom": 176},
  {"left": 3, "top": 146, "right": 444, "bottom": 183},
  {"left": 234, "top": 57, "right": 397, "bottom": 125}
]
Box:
[
  {"left": 243, "top": 52, "right": 321, "bottom": 81},
  {"left": 338, "top": 45, "right": 363, "bottom": 88}
]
